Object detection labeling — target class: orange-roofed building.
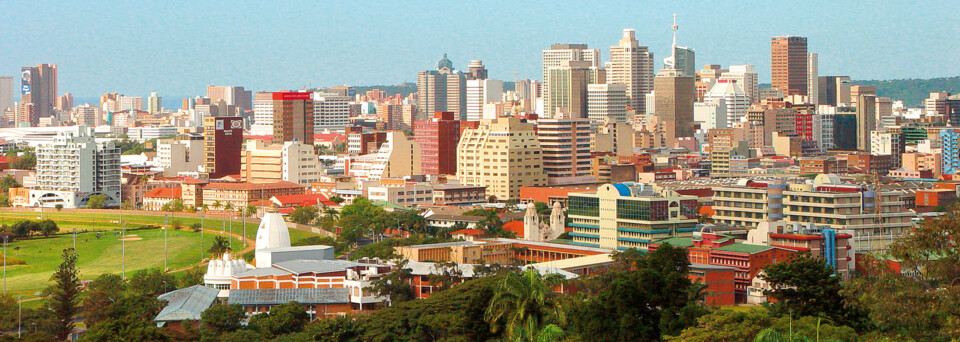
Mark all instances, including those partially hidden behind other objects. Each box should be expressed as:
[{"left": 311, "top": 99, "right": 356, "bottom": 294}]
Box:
[
  {"left": 270, "top": 193, "right": 336, "bottom": 208},
  {"left": 143, "top": 187, "right": 183, "bottom": 211},
  {"left": 451, "top": 228, "right": 487, "bottom": 241},
  {"left": 201, "top": 181, "right": 305, "bottom": 210},
  {"left": 503, "top": 221, "right": 524, "bottom": 238}
]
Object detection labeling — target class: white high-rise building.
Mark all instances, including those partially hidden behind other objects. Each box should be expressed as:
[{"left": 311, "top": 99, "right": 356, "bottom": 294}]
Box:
[
  {"left": 0, "top": 76, "right": 13, "bottom": 114},
  {"left": 466, "top": 79, "right": 504, "bottom": 121},
  {"left": 813, "top": 112, "right": 835, "bottom": 151},
  {"left": 542, "top": 44, "right": 600, "bottom": 111},
  {"left": 607, "top": 29, "right": 654, "bottom": 114},
  {"left": 147, "top": 92, "right": 162, "bottom": 114},
  {"left": 587, "top": 83, "right": 628, "bottom": 124},
  {"left": 722, "top": 65, "right": 760, "bottom": 104},
  {"left": 808, "top": 53, "right": 819, "bottom": 105},
  {"left": 703, "top": 79, "right": 750, "bottom": 127},
  {"left": 31, "top": 126, "right": 120, "bottom": 208},
  {"left": 74, "top": 103, "right": 101, "bottom": 126},
  {"left": 694, "top": 98, "right": 727, "bottom": 131},
  {"left": 312, "top": 92, "right": 350, "bottom": 133},
  {"left": 251, "top": 92, "right": 274, "bottom": 136}
]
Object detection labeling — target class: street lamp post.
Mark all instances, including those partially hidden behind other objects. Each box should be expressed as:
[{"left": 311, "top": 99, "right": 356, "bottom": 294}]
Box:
[
  {"left": 2, "top": 235, "right": 7, "bottom": 294},
  {"left": 200, "top": 210, "right": 204, "bottom": 263},
  {"left": 164, "top": 215, "right": 168, "bottom": 271}
]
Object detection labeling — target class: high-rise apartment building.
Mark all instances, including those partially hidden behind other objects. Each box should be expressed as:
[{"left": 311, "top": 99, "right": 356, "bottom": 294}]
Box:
[
  {"left": 74, "top": 103, "right": 101, "bottom": 127},
  {"left": 57, "top": 93, "right": 73, "bottom": 111},
  {"left": 856, "top": 95, "right": 877, "bottom": 152},
  {"left": 457, "top": 117, "right": 546, "bottom": 200},
  {"left": 722, "top": 65, "right": 760, "bottom": 104},
  {"left": 207, "top": 85, "right": 253, "bottom": 112},
  {"left": 0, "top": 75, "right": 13, "bottom": 113},
  {"left": 654, "top": 68, "right": 695, "bottom": 145},
  {"left": 31, "top": 126, "right": 120, "bottom": 208},
  {"left": 586, "top": 83, "right": 628, "bottom": 124},
  {"left": 704, "top": 79, "right": 750, "bottom": 127},
  {"left": 311, "top": 92, "right": 350, "bottom": 133},
  {"left": 203, "top": 116, "right": 244, "bottom": 179},
  {"left": 543, "top": 44, "right": 600, "bottom": 111},
  {"left": 417, "top": 54, "right": 467, "bottom": 120},
  {"left": 252, "top": 92, "right": 314, "bottom": 144},
  {"left": 807, "top": 53, "right": 819, "bottom": 105},
  {"left": 239, "top": 140, "right": 320, "bottom": 185},
  {"left": 119, "top": 96, "right": 143, "bottom": 111},
  {"left": 413, "top": 111, "right": 469, "bottom": 175},
  {"left": 546, "top": 60, "right": 605, "bottom": 118},
  {"left": 466, "top": 79, "right": 504, "bottom": 121},
  {"left": 157, "top": 133, "right": 204, "bottom": 176},
  {"left": 20, "top": 64, "right": 58, "bottom": 118},
  {"left": 770, "top": 36, "right": 808, "bottom": 96},
  {"left": 376, "top": 103, "right": 403, "bottom": 130},
  {"left": 148, "top": 92, "right": 162, "bottom": 114},
  {"left": 345, "top": 132, "right": 422, "bottom": 181},
  {"left": 537, "top": 116, "right": 593, "bottom": 185},
  {"left": 850, "top": 85, "right": 876, "bottom": 107},
  {"left": 607, "top": 30, "right": 654, "bottom": 114}
]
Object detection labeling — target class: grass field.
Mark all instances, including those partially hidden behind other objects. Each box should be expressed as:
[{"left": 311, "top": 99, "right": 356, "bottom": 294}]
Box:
[
  {"left": 0, "top": 210, "right": 317, "bottom": 242},
  {"left": 0, "top": 210, "right": 323, "bottom": 300},
  {"left": 2, "top": 228, "right": 245, "bottom": 299}
]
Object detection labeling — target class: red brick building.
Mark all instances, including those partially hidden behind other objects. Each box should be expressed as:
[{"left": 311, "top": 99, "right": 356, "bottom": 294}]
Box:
[{"left": 413, "top": 112, "right": 466, "bottom": 175}]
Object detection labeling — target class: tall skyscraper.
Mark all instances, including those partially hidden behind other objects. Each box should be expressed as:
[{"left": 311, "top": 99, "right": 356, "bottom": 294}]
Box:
[
  {"left": 207, "top": 85, "right": 253, "bottom": 112},
  {"left": 413, "top": 111, "right": 468, "bottom": 175},
  {"left": 203, "top": 116, "right": 244, "bottom": 178},
  {"left": 147, "top": 92, "right": 162, "bottom": 114},
  {"left": 587, "top": 83, "right": 628, "bottom": 124},
  {"left": 20, "top": 64, "right": 57, "bottom": 118},
  {"left": 807, "top": 53, "right": 819, "bottom": 105},
  {"left": 662, "top": 15, "right": 695, "bottom": 77},
  {"left": 856, "top": 95, "right": 877, "bottom": 152},
  {"left": 312, "top": 92, "right": 350, "bottom": 133},
  {"left": 467, "top": 60, "right": 488, "bottom": 80},
  {"left": 654, "top": 68, "right": 695, "bottom": 145},
  {"left": 771, "top": 36, "right": 808, "bottom": 96},
  {"left": 543, "top": 44, "right": 600, "bottom": 111},
  {"left": 546, "top": 60, "right": 605, "bottom": 118},
  {"left": 252, "top": 92, "right": 314, "bottom": 143},
  {"left": 417, "top": 54, "right": 467, "bottom": 120},
  {"left": 817, "top": 76, "right": 852, "bottom": 107},
  {"left": 536, "top": 116, "right": 593, "bottom": 185},
  {"left": 466, "top": 79, "right": 504, "bottom": 121},
  {"left": 0, "top": 76, "right": 12, "bottom": 113},
  {"left": 608, "top": 30, "right": 654, "bottom": 114},
  {"left": 119, "top": 96, "right": 143, "bottom": 111},
  {"left": 722, "top": 65, "right": 760, "bottom": 104},
  {"left": 56, "top": 93, "right": 73, "bottom": 111}
]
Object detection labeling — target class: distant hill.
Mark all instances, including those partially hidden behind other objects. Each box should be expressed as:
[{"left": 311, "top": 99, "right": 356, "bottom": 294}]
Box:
[
  {"left": 762, "top": 76, "right": 960, "bottom": 107},
  {"left": 854, "top": 76, "right": 960, "bottom": 107}
]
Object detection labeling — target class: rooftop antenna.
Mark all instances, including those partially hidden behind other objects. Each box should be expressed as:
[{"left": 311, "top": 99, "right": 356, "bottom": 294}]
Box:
[{"left": 671, "top": 13, "right": 678, "bottom": 64}]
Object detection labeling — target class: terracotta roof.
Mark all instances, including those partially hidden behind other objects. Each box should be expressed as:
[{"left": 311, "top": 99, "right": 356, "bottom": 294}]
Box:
[
  {"left": 451, "top": 229, "right": 485, "bottom": 236},
  {"left": 204, "top": 181, "right": 304, "bottom": 191},
  {"left": 503, "top": 221, "right": 524, "bottom": 238},
  {"left": 144, "top": 187, "right": 182, "bottom": 199}
]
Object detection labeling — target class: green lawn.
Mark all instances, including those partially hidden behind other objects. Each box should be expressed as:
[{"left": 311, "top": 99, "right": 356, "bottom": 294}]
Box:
[
  {"left": 1, "top": 228, "right": 244, "bottom": 299},
  {"left": 0, "top": 210, "right": 318, "bottom": 242}
]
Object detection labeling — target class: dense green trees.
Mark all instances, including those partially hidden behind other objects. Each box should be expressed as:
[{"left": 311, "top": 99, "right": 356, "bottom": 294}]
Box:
[
  {"left": 485, "top": 268, "right": 566, "bottom": 341},
  {"left": 371, "top": 260, "right": 416, "bottom": 304},
  {"left": 3, "top": 219, "right": 59, "bottom": 239},
  {"left": 288, "top": 206, "right": 319, "bottom": 225},
  {"left": 86, "top": 194, "right": 108, "bottom": 209},
  {"left": 564, "top": 243, "right": 706, "bottom": 341},
  {"left": 760, "top": 254, "right": 857, "bottom": 327},
  {"left": 667, "top": 307, "right": 858, "bottom": 342}
]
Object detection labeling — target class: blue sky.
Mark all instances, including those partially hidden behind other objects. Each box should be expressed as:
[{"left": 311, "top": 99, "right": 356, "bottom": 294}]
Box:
[{"left": 2, "top": 1, "right": 958, "bottom": 100}]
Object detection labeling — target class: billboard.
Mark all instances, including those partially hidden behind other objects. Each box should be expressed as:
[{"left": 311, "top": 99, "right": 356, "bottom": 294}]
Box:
[{"left": 20, "top": 68, "right": 31, "bottom": 95}]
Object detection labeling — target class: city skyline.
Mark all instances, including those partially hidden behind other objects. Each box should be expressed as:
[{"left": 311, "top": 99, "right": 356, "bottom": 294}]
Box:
[{"left": 2, "top": 1, "right": 959, "bottom": 99}]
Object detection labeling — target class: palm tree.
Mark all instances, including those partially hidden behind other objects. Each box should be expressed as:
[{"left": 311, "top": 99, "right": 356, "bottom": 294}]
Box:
[
  {"left": 485, "top": 268, "right": 566, "bottom": 342},
  {"left": 223, "top": 203, "right": 234, "bottom": 249},
  {"left": 207, "top": 235, "right": 231, "bottom": 258}
]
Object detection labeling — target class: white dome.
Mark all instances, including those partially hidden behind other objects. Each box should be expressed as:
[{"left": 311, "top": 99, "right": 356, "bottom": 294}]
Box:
[
  {"left": 256, "top": 211, "right": 291, "bottom": 250},
  {"left": 204, "top": 253, "right": 249, "bottom": 282}
]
